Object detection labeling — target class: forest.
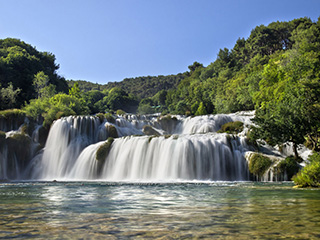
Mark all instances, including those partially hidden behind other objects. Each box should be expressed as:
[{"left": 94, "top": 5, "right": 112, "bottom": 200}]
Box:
[{"left": 0, "top": 16, "right": 319, "bottom": 187}]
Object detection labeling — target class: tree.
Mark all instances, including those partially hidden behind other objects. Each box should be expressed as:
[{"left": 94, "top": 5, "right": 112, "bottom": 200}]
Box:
[
  {"left": 195, "top": 102, "right": 207, "bottom": 116},
  {"left": 188, "top": 62, "right": 204, "bottom": 73},
  {"left": 0, "top": 38, "right": 68, "bottom": 108},
  {"left": 33, "top": 71, "right": 56, "bottom": 99},
  {"left": 253, "top": 85, "right": 308, "bottom": 159},
  {"left": 0, "top": 82, "right": 21, "bottom": 109},
  {"left": 69, "top": 82, "right": 82, "bottom": 98}
]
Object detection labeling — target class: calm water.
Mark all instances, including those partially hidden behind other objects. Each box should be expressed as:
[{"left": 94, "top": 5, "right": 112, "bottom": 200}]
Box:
[{"left": 0, "top": 181, "right": 319, "bottom": 239}]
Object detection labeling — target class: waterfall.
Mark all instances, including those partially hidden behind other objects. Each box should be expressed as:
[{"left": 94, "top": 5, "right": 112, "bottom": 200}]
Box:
[
  {"left": 25, "top": 112, "right": 254, "bottom": 181},
  {"left": 7, "top": 111, "right": 298, "bottom": 181},
  {"left": 100, "top": 134, "right": 249, "bottom": 181}
]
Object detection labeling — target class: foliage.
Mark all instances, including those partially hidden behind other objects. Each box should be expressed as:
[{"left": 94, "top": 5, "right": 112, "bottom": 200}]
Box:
[
  {"left": 275, "top": 156, "right": 301, "bottom": 180},
  {"left": 116, "top": 109, "right": 126, "bottom": 115},
  {"left": 0, "top": 38, "right": 68, "bottom": 109},
  {"left": 33, "top": 71, "right": 56, "bottom": 99},
  {"left": 293, "top": 152, "right": 320, "bottom": 188},
  {"left": 218, "top": 121, "right": 244, "bottom": 134},
  {"left": 105, "top": 113, "right": 116, "bottom": 124},
  {"left": 0, "top": 83, "right": 21, "bottom": 109},
  {"left": 24, "top": 93, "right": 89, "bottom": 127},
  {"left": 251, "top": 19, "right": 320, "bottom": 158},
  {"left": 248, "top": 153, "right": 273, "bottom": 177},
  {"left": 95, "top": 113, "right": 105, "bottom": 123},
  {"left": 92, "top": 87, "right": 138, "bottom": 113},
  {"left": 195, "top": 102, "right": 207, "bottom": 116},
  {"left": 0, "top": 108, "right": 25, "bottom": 119},
  {"left": 83, "top": 90, "right": 105, "bottom": 114}
]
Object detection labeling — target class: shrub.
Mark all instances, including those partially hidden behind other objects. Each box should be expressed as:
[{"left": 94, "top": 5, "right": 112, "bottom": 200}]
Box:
[
  {"left": 248, "top": 153, "right": 273, "bottom": 177},
  {"left": 116, "top": 109, "right": 126, "bottom": 115},
  {"left": 105, "top": 113, "right": 116, "bottom": 124},
  {"left": 0, "top": 109, "right": 26, "bottom": 130},
  {"left": 293, "top": 152, "right": 320, "bottom": 188},
  {"left": 0, "top": 109, "right": 25, "bottom": 119},
  {"left": 218, "top": 121, "right": 244, "bottom": 134},
  {"left": 275, "top": 156, "right": 300, "bottom": 180}
]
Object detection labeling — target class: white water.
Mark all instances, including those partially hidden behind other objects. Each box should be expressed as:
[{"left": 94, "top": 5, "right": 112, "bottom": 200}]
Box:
[{"left": 26, "top": 112, "right": 254, "bottom": 181}]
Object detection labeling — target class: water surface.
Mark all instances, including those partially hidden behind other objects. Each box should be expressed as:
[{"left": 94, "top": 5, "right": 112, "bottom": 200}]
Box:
[{"left": 0, "top": 181, "right": 319, "bottom": 239}]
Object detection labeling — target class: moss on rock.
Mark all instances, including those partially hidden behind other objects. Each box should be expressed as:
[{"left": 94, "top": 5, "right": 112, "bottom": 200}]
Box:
[
  {"left": 96, "top": 137, "right": 114, "bottom": 162},
  {"left": 248, "top": 153, "right": 273, "bottom": 178},
  {"left": 95, "top": 113, "right": 105, "bottom": 123},
  {"left": 143, "top": 125, "right": 160, "bottom": 136},
  {"left": 218, "top": 121, "right": 244, "bottom": 134},
  {"left": 274, "top": 156, "right": 300, "bottom": 180},
  {"left": 158, "top": 115, "right": 178, "bottom": 133},
  {"left": 6, "top": 133, "right": 32, "bottom": 171},
  {"left": 0, "top": 109, "right": 26, "bottom": 131},
  {"left": 105, "top": 113, "right": 116, "bottom": 124},
  {"left": 106, "top": 124, "right": 118, "bottom": 138}
]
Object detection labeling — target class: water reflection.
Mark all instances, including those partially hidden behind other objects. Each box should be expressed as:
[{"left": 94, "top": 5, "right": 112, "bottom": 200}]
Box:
[{"left": 0, "top": 182, "right": 319, "bottom": 239}]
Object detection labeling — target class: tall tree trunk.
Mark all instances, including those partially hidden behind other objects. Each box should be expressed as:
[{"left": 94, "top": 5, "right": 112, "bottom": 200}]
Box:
[{"left": 293, "top": 142, "right": 299, "bottom": 160}]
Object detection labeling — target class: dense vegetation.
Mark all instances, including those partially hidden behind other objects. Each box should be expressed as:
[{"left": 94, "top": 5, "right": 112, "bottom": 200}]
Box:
[
  {"left": 68, "top": 74, "right": 185, "bottom": 99},
  {"left": 1, "top": 16, "right": 320, "bottom": 186},
  {"left": 0, "top": 38, "right": 68, "bottom": 109}
]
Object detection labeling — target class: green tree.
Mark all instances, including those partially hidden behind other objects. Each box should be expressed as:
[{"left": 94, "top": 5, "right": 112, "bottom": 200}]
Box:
[
  {"left": 69, "top": 82, "right": 82, "bottom": 98},
  {"left": 33, "top": 71, "right": 56, "bottom": 99},
  {"left": 0, "top": 82, "right": 21, "bottom": 109},
  {"left": 0, "top": 38, "right": 68, "bottom": 108},
  {"left": 195, "top": 102, "right": 207, "bottom": 116}
]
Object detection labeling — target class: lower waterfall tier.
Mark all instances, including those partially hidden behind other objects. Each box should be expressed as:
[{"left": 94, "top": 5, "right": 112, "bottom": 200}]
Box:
[{"left": 37, "top": 134, "right": 250, "bottom": 181}]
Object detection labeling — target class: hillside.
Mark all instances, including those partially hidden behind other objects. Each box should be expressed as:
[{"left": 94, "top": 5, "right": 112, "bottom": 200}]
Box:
[{"left": 68, "top": 73, "right": 186, "bottom": 99}]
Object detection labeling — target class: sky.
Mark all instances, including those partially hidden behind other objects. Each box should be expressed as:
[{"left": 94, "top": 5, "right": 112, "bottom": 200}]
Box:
[{"left": 1, "top": 0, "right": 319, "bottom": 84}]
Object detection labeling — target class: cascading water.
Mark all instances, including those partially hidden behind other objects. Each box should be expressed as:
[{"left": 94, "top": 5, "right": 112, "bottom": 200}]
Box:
[
  {"left": 25, "top": 112, "right": 254, "bottom": 181},
  {"left": 100, "top": 134, "right": 249, "bottom": 181},
  {"left": 0, "top": 111, "right": 311, "bottom": 181}
]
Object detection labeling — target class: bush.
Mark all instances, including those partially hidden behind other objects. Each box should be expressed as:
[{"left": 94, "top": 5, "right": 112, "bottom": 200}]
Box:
[
  {"left": 293, "top": 152, "right": 320, "bottom": 188},
  {"left": 24, "top": 93, "right": 90, "bottom": 127},
  {"left": 116, "top": 109, "right": 126, "bottom": 115},
  {"left": 275, "top": 156, "right": 300, "bottom": 180},
  {"left": 105, "top": 113, "right": 116, "bottom": 124},
  {"left": 0, "top": 109, "right": 25, "bottom": 119},
  {"left": 0, "top": 109, "right": 26, "bottom": 130},
  {"left": 218, "top": 121, "right": 244, "bottom": 134},
  {"left": 248, "top": 153, "right": 273, "bottom": 177}
]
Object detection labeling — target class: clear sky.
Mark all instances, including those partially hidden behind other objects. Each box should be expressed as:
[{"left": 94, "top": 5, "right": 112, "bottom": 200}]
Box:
[{"left": 1, "top": 0, "right": 319, "bottom": 84}]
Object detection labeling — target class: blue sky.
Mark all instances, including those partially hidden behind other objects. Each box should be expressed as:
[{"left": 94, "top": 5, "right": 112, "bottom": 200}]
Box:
[{"left": 1, "top": 0, "right": 319, "bottom": 84}]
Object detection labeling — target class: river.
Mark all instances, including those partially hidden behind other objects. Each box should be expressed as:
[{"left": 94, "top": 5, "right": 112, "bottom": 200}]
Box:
[{"left": 0, "top": 181, "right": 319, "bottom": 239}]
